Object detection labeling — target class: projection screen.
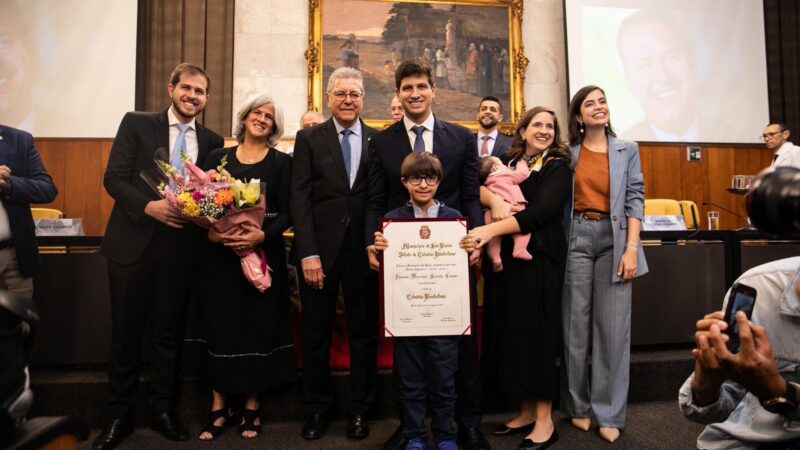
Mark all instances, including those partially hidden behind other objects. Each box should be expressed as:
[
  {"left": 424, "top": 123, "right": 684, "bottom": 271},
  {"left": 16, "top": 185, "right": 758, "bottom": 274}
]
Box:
[
  {"left": 0, "top": 0, "right": 137, "bottom": 138},
  {"left": 565, "top": 0, "right": 769, "bottom": 144}
]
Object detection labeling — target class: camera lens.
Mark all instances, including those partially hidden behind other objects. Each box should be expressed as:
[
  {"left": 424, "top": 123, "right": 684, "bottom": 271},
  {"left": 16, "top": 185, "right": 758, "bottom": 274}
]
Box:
[{"left": 746, "top": 167, "right": 800, "bottom": 236}]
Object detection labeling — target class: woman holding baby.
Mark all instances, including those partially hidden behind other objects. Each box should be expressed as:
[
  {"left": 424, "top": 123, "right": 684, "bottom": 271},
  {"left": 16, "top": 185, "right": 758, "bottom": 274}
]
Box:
[{"left": 472, "top": 106, "right": 572, "bottom": 449}]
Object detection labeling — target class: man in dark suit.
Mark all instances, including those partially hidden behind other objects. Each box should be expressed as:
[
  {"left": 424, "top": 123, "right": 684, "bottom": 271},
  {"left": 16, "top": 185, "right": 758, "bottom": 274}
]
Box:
[
  {"left": 0, "top": 125, "right": 57, "bottom": 297},
  {"left": 475, "top": 96, "right": 512, "bottom": 158},
  {"left": 94, "top": 63, "right": 223, "bottom": 450},
  {"left": 290, "top": 67, "right": 378, "bottom": 441},
  {"left": 365, "top": 59, "right": 490, "bottom": 450}
]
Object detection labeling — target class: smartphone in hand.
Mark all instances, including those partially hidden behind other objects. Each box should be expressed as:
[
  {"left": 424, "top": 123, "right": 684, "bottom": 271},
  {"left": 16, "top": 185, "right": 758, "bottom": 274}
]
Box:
[{"left": 723, "top": 282, "right": 758, "bottom": 353}]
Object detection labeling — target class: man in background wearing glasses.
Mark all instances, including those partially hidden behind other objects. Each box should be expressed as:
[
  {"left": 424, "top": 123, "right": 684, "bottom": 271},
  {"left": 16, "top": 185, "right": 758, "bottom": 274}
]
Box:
[
  {"left": 763, "top": 123, "right": 800, "bottom": 169},
  {"left": 290, "top": 67, "right": 378, "bottom": 442}
]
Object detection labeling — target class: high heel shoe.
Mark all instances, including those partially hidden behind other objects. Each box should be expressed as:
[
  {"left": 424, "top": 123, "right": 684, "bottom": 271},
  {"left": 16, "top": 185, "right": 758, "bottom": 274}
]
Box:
[
  {"left": 198, "top": 408, "right": 230, "bottom": 440},
  {"left": 518, "top": 427, "right": 559, "bottom": 450},
  {"left": 570, "top": 417, "right": 591, "bottom": 432},
  {"left": 599, "top": 427, "right": 620, "bottom": 443},
  {"left": 239, "top": 406, "right": 262, "bottom": 438}
]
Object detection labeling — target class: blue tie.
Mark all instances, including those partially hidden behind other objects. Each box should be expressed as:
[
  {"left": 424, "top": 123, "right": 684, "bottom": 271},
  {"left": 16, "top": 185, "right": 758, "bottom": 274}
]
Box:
[
  {"left": 412, "top": 125, "right": 426, "bottom": 152},
  {"left": 340, "top": 129, "right": 352, "bottom": 184},
  {"left": 172, "top": 123, "right": 190, "bottom": 175}
]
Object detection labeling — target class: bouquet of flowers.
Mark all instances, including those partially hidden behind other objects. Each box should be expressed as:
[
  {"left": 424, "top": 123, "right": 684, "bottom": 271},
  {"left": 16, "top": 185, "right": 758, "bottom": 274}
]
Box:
[{"left": 141, "top": 148, "right": 271, "bottom": 292}]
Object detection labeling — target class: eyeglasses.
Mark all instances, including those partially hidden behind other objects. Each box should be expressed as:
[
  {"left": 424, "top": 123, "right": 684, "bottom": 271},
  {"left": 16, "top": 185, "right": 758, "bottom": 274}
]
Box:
[
  {"left": 760, "top": 130, "right": 784, "bottom": 141},
  {"left": 405, "top": 175, "right": 440, "bottom": 186},
  {"left": 330, "top": 91, "right": 363, "bottom": 101}
]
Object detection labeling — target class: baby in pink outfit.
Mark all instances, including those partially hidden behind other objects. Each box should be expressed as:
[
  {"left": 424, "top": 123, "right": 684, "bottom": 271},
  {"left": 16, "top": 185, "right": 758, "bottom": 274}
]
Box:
[{"left": 479, "top": 156, "right": 532, "bottom": 272}]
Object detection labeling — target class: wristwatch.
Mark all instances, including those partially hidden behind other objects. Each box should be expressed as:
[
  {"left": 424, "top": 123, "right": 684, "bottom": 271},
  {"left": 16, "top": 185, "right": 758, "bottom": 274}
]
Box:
[{"left": 761, "top": 379, "right": 799, "bottom": 415}]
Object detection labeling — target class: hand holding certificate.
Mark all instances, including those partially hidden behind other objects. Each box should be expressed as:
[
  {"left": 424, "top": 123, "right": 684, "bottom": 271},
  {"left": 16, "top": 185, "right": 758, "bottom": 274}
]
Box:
[{"left": 378, "top": 218, "right": 474, "bottom": 337}]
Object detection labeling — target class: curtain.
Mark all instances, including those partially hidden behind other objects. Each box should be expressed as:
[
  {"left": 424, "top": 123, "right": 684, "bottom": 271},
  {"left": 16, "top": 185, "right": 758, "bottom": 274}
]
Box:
[
  {"left": 136, "top": 0, "right": 234, "bottom": 136},
  {"left": 765, "top": 0, "right": 800, "bottom": 139}
]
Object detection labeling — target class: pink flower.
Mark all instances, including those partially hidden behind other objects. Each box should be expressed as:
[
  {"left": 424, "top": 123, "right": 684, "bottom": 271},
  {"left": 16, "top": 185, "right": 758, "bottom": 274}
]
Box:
[{"left": 192, "top": 190, "right": 205, "bottom": 201}]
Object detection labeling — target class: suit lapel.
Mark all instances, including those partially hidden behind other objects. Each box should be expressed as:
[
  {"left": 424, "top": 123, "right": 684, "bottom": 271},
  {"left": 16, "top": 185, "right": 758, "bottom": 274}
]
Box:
[
  {"left": 393, "top": 120, "right": 413, "bottom": 155},
  {"left": 195, "top": 123, "right": 212, "bottom": 164},
  {"left": 322, "top": 119, "right": 350, "bottom": 186},
  {"left": 607, "top": 136, "right": 626, "bottom": 213},
  {"left": 432, "top": 117, "right": 447, "bottom": 156},
  {"left": 155, "top": 111, "right": 170, "bottom": 159}
]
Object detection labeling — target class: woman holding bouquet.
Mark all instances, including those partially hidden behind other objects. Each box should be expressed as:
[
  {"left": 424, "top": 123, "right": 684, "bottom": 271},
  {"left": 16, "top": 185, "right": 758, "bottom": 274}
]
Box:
[{"left": 190, "top": 94, "right": 295, "bottom": 440}]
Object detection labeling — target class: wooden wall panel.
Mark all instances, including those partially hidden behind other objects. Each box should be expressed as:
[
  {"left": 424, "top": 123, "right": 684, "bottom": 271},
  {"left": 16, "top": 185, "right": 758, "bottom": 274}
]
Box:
[{"left": 32, "top": 139, "right": 775, "bottom": 236}]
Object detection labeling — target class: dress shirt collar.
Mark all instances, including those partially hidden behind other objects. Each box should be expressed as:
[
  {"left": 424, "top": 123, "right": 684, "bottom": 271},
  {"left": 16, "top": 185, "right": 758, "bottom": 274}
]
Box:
[
  {"left": 404, "top": 113, "right": 435, "bottom": 134},
  {"left": 333, "top": 117, "right": 361, "bottom": 136},
  {"left": 477, "top": 129, "right": 498, "bottom": 141},
  {"left": 410, "top": 200, "right": 443, "bottom": 218},
  {"left": 167, "top": 106, "right": 196, "bottom": 131}
]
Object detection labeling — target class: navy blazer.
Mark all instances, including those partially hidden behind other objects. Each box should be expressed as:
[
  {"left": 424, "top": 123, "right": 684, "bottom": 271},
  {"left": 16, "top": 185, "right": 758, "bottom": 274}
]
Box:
[
  {"left": 0, "top": 125, "right": 58, "bottom": 278},
  {"left": 365, "top": 117, "right": 482, "bottom": 245}
]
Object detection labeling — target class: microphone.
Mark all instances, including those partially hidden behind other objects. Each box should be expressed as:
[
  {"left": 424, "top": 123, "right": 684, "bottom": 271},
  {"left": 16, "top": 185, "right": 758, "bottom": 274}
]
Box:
[{"left": 702, "top": 201, "right": 747, "bottom": 220}]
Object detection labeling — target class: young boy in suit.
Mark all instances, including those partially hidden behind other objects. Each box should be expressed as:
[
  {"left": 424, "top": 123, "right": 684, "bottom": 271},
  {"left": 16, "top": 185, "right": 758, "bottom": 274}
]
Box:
[{"left": 371, "top": 152, "right": 475, "bottom": 450}]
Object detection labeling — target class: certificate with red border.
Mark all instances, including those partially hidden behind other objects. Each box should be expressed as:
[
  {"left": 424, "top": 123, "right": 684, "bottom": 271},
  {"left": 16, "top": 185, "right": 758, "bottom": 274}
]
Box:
[{"left": 380, "top": 217, "right": 472, "bottom": 337}]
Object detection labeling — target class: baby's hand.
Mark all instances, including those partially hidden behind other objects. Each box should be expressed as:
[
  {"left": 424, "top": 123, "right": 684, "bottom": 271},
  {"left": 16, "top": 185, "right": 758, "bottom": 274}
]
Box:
[{"left": 459, "top": 234, "right": 476, "bottom": 253}]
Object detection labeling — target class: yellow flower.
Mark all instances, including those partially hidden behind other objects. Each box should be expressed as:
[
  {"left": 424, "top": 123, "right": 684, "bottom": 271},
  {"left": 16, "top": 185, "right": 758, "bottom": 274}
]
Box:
[
  {"left": 232, "top": 179, "right": 261, "bottom": 208},
  {"left": 182, "top": 199, "right": 200, "bottom": 217}
]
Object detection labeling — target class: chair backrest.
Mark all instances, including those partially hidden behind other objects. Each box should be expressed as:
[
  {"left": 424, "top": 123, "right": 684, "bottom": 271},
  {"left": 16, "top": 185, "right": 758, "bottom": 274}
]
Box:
[
  {"left": 644, "top": 199, "right": 682, "bottom": 216},
  {"left": 678, "top": 200, "right": 700, "bottom": 229},
  {"left": 30, "top": 208, "right": 63, "bottom": 220}
]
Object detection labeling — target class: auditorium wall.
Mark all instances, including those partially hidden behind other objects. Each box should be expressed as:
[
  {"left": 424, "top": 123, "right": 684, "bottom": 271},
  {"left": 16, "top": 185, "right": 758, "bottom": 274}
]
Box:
[{"left": 32, "top": 1, "right": 773, "bottom": 236}]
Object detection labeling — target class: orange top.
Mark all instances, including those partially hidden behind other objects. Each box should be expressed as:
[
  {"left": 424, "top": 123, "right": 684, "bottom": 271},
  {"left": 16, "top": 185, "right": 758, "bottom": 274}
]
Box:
[{"left": 573, "top": 145, "right": 610, "bottom": 213}]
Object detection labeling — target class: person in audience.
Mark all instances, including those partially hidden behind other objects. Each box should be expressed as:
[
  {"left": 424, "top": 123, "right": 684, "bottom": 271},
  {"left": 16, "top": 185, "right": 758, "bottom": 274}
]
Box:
[
  {"left": 300, "top": 110, "right": 325, "bottom": 130},
  {"left": 475, "top": 96, "right": 512, "bottom": 158},
  {"left": 470, "top": 106, "right": 573, "bottom": 450},
  {"left": 365, "top": 58, "right": 487, "bottom": 450},
  {"left": 679, "top": 257, "right": 800, "bottom": 448},
  {"left": 290, "top": 67, "right": 378, "bottom": 441},
  {"left": 560, "top": 85, "right": 648, "bottom": 443},
  {"left": 390, "top": 95, "right": 404, "bottom": 123},
  {"left": 371, "top": 151, "right": 477, "bottom": 450},
  {"left": 0, "top": 124, "right": 57, "bottom": 298},
  {"left": 189, "top": 94, "right": 295, "bottom": 440},
  {"left": 96, "top": 63, "right": 224, "bottom": 450},
  {"left": 764, "top": 123, "right": 800, "bottom": 169}
]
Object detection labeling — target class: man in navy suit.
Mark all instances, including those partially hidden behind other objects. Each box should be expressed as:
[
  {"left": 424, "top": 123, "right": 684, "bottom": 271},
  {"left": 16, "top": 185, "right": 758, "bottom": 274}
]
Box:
[
  {"left": 0, "top": 125, "right": 57, "bottom": 298},
  {"left": 475, "top": 96, "right": 512, "bottom": 158},
  {"left": 366, "top": 58, "right": 489, "bottom": 450},
  {"left": 95, "top": 63, "right": 223, "bottom": 450}
]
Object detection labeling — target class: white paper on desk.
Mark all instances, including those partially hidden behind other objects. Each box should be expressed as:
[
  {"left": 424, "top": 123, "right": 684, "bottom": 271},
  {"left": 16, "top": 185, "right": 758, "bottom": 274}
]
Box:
[
  {"left": 381, "top": 218, "right": 471, "bottom": 337},
  {"left": 34, "top": 219, "right": 84, "bottom": 236}
]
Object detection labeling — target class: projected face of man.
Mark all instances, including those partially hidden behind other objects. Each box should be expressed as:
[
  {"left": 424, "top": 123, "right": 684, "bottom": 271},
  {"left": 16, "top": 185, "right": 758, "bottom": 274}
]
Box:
[
  {"left": 619, "top": 22, "right": 695, "bottom": 134},
  {"left": 0, "top": 8, "right": 35, "bottom": 126}
]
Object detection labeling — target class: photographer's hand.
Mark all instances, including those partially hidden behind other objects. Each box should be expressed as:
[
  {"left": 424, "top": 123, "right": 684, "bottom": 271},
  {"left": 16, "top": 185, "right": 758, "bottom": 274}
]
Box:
[{"left": 691, "top": 311, "right": 728, "bottom": 406}]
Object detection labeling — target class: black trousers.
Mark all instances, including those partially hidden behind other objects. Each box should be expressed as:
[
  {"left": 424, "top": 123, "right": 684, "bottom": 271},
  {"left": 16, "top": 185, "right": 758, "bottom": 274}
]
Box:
[
  {"left": 299, "top": 233, "right": 378, "bottom": 417},
  {"left": 105, "top": 228, "right": 193, "bottom": 419}
]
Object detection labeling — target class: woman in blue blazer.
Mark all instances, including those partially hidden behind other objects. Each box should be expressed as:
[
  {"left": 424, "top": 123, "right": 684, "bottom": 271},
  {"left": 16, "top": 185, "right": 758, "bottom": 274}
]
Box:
[{"left": 560, "top": 86, "right": 648, "bottom": 443}]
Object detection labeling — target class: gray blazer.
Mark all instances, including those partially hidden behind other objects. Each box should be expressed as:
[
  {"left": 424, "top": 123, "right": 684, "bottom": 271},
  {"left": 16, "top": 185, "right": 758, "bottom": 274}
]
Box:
[{"left": 564, "top": 135, "right": 649, "bottom": 282}]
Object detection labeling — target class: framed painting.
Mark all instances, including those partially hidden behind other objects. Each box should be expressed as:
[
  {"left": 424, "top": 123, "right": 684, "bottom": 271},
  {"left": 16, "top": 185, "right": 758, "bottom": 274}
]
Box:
[{"left": 305, "top": 0, "right": 527, "bottom": 131}]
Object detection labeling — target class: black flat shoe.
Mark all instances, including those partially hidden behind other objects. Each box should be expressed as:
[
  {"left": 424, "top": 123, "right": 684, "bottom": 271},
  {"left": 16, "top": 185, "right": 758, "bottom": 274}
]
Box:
[
  {"left": 150, "top": 411, "right": 190, "bottom": 441},
  {"left": 519, "top": 428, "right": 559, "bottom": 450},
  {"left": 493, "top": 421, "right": 535, "bottom": 435},
  {"left": 383, "top": 424, "right": 407, "bottom": 450},
  {"left": 92, "top": 418, "right": 132, "bottom": 450},
  {"left": 301, "top": 413, "right": 328, "bottom": 440},
  {"left": 347, "top": 414, "right": 369, "bottom": 439}
]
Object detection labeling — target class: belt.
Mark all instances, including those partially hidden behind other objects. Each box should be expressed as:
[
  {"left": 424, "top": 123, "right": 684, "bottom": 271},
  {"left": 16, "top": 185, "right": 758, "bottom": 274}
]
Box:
[
  {"left": 0, "top": 240, "right": 13, "bottom": 250},
  {"left": 574, "top": 211, "right": 610, "bottom": 221}
]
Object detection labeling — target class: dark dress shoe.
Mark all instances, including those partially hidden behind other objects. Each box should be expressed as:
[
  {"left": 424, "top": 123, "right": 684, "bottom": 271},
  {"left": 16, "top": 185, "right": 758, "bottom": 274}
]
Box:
[
  {"left": 519, "top": 428, "right": 559, "bottom": 450},
  {"left": 383, "top": 424, "right": 408, "bottom": 450},
  {"left": 458, "top": 426, "right": 492, "bottom": 450},
  {"left": 150, "top": 412, "right": 190, "bottom": 441},
  {"left": 347, "top": 414, "right": 370, "bottom": 439},
  {"left": 493, "top": 421, "right": 534, "bottom": 435},
  {"left": 302, "top": 414, "right": 328, "bottom": 440},
  {"left": 92, "top": 418, "right": 132, "bottom": 450}
]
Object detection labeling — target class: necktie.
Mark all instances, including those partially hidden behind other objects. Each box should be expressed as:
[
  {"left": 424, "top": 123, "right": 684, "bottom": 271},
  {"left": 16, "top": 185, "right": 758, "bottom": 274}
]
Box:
[
  {"left": 480, "top": 135, "right": 490, "bottom": 156},
  {"left": 340, "top": 129, "right": 352, "bottom": 183},
  {"left": 412, "top": 125, "right": 426, "bottom": 152},
  {"left": 172, "top": 123, "right": 190, "bottom": 175}
]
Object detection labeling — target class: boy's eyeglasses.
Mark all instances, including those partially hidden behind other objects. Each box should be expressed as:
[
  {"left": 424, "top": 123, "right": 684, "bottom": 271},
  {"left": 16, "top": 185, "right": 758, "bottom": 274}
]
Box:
[{"left": 405, "top": 175, "right": 440, "bottom": 186}]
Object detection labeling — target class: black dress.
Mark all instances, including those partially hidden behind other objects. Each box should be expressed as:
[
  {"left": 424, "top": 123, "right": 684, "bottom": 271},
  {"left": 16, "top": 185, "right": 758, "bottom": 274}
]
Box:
[
  {"left": 186, "top": 146, "right": 296, "bottom": 394},
  {"left": 490, "top": 155, "right": 572, "bottom": 401}
]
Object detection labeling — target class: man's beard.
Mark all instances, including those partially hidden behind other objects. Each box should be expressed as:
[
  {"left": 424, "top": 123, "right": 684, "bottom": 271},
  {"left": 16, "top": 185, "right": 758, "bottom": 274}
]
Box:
[{"left": 480, "top": 116, "right": 498, "bottom": 129}]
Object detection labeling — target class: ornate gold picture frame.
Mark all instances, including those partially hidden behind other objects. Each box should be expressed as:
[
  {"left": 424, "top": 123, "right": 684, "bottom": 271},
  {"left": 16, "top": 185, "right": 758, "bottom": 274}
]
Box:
[{"left": 305, "top": 0, "right": 527, "bottom": 131}]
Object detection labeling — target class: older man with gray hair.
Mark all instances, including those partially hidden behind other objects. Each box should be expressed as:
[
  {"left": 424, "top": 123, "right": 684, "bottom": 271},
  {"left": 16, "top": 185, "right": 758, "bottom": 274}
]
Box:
[{"left": 290, "top": 67, "right": 378, "bottom": 441}]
